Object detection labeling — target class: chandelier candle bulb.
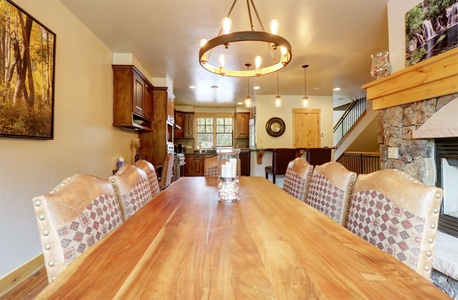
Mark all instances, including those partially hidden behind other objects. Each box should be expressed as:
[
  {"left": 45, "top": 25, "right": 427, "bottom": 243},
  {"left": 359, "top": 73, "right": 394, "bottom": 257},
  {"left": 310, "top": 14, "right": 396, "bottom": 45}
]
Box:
[
  {"left": 270, "top": 19, "right": 279, "bottom": 34},
  {"left": 222, "top": 17, "right": 232, "bottom": 34},
  {"left": 255, "top": 56, "right": 261, "bottom": 76}
]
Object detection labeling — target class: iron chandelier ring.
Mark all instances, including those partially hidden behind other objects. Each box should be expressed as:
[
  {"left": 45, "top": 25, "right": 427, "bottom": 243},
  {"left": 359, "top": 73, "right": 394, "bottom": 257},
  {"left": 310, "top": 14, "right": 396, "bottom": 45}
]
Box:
[{"left": 199, "top": 31, "right": 292, "bottom": 77}]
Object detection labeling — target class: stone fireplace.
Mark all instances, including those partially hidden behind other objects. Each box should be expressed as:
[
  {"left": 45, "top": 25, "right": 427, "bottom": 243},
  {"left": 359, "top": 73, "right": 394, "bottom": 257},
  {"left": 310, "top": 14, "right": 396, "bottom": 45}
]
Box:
[
  {"left": 380, "top": 95, "right": 458, "bottom": 238},
  {"left": 363, "top": 48, "right": 458, "bottom": 297}
]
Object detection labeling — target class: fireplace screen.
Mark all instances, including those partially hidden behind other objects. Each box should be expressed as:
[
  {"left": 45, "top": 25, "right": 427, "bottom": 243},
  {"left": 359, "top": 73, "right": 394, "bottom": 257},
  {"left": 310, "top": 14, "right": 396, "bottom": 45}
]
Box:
[{"left": 436, "top": 138, "right": 458, "bottom": 238}]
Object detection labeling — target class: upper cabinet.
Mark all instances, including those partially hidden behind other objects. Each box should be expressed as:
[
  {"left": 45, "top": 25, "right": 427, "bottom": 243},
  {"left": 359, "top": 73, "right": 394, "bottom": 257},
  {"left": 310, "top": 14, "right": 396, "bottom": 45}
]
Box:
[
  {"left": 175, "top": 110, "right": 194, "bottom": 138},
  {"left": 112, "top": 65, "right": 154, "bottom": 131},
  {"left": 236, "top": 112, "right": 250, "bottom": 138}
]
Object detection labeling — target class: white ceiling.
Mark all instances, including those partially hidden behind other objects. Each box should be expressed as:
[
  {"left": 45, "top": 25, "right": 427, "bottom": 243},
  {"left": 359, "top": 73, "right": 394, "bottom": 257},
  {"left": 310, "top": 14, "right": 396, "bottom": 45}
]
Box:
[{"left": 60, "top": 0, "right": 390, "bottom": 108}]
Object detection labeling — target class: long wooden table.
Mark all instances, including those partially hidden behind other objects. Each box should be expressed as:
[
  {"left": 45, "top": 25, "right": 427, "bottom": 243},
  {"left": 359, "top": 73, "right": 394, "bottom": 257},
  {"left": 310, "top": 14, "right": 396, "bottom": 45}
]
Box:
[{"left": 37, "top": 177, "right": 448, "bottom": 299}]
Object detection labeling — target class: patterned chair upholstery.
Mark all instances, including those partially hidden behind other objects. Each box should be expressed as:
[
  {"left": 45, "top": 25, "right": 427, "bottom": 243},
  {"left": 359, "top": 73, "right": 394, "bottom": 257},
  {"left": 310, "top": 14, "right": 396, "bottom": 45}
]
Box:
[
  {"left": 32, "top": 174, "right": 123, "bottom": 282},
  {"left": 347, "top": 169, "right": 443, "bottom": 280},
  {"left": 135, "top": 159, "right": 161, "bottom": 197},
  {"left": 283, "top": 157, "right": 314, "bottom": 202},
  {"left": 159, "top": 153, "right": 174, "bottom": 190},
  {"left": 110, "top": 165, "right": 153, "bottom": 220},
  {"left": 305, "top": 162, "right": 357, "bottom": 226},
  {"left": 204, "top": 156, "right": 219, "bottom": 177}
]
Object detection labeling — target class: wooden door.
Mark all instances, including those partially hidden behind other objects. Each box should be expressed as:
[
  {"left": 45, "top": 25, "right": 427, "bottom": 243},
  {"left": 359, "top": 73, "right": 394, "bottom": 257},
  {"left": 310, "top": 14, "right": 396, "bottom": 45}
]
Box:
[{"left": 293, "top": 108, "right": 321, "bottom": 148}]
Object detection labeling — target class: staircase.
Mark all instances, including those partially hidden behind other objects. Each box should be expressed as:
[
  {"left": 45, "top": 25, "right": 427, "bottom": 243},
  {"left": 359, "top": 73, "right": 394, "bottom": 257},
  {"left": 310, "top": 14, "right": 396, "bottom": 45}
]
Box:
[{"left": 333, "top": 97, "right": 380, "bottom": 165}]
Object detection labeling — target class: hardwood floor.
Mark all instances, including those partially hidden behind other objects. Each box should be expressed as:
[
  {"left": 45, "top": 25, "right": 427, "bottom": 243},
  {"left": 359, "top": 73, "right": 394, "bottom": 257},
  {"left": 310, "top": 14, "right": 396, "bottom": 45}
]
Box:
[{"left": 1, "top": 267, "right": 47, "bottom": 300}]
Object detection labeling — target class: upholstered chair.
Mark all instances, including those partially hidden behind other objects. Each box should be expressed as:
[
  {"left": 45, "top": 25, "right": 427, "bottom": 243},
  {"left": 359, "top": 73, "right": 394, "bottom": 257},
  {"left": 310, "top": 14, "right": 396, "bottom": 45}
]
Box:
[
  {"left": 283, "top": 157, "right": 314, "bottom": 202},
  {"left": 135, "top": 159, "right": 161, "bottom": 197},
  {"left": 204, "top": 156, "right": 219, "bottom": 177},
  {"left": 347, "top": 169, "right": 443, "bottom": 280},
  {"left": 305, "top": 162, "right": 357, "bottom": 226},
  {"left": 32, "top": 174, "right": 124, "bottom": 282},
  {"left": 159, "top": 153, "right": 174, "bottom": 190},
  {"left": 110, "top": 164, "right": 153, "bottom": 220}
]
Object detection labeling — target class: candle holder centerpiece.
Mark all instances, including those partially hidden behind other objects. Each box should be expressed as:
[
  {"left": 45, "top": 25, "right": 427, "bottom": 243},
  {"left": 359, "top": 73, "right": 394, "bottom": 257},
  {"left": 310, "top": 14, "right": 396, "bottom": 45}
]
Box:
[{"left": 217, "top": 148, "right": 240, "bottom": 202}]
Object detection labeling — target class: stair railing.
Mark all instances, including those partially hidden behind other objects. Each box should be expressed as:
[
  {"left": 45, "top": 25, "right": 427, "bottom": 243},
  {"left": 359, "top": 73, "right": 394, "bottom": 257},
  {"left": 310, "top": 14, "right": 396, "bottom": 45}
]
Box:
[{"left": 333, "top": 97, "right": 367, "bottom": 147}]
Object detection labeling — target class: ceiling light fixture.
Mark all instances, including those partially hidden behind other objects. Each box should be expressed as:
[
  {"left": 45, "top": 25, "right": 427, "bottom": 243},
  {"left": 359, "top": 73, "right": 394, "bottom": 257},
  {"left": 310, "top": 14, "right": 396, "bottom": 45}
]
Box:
[
  {"left": 199, "top": 0, "right": 292, "bottom": 77},
  {"left": 275, "top": 71, "right": 281, "bottom": 107},
  {"left": 245, "top": 63, "right": 252, "bottom": 107},
  {"left": 302, "top": 64, "right": 309, "bottom": 106}
]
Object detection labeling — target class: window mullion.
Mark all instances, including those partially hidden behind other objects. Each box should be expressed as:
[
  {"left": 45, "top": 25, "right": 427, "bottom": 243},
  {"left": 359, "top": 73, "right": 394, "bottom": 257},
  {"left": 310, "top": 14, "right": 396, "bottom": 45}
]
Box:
[{"left": 213, "top": 118, "right": 217, "bottom": 147}]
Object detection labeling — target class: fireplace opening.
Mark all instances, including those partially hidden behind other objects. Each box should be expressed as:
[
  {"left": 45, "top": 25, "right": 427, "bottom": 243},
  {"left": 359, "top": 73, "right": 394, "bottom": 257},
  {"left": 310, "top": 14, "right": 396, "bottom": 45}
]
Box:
[{"left": 436, "top": 137, "right": 458, "bottom": 238}]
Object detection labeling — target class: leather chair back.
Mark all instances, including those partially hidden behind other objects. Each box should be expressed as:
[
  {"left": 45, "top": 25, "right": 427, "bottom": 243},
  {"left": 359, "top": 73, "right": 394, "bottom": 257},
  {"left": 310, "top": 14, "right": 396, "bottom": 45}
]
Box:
[
  {"left": 135, "top": 159, "right": 161, "bottom": 197},
  {"left": 159, "top": 153, "right": 174, "bottom": 190},
  {"left": 272, "top": 148, "right": 298, "bottom": 175},
  {"left": 283, "top": 157, "right": 314, "bottom": 202},
  {"left": 306, "top": 147, "right": 333, "bottom": 166},
  {"left": 110, "top": 165, "right": 153, "bottom": 220},
  {"left": 347, "top": 169, "right": 443, "bottom": 280},
  {"left": 204, "top": 156, "right": 219, "bottom": 177},
  {"left": 306, "top": 162, "right": 357, "bottom": 226},
  {"left": 32, "top": 174, "right": 123, "bottom": 282}
]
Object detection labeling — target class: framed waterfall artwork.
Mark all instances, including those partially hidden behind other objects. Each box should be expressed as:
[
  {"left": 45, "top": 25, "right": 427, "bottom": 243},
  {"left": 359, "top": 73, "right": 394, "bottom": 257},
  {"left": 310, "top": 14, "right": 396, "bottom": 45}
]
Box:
[
  {"left": 0, "top": 0, "right": 56, "bottom": 139},
  {"left": 405, "top": 0, "right": 458, "bottom": 67}
]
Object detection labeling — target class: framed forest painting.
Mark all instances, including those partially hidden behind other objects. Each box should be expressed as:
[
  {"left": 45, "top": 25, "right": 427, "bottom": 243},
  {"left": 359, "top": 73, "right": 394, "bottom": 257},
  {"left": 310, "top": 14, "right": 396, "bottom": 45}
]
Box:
[
  {"left": 0, "top": 0, "right": 56, "bottom": 139},
  {"left": 405, "top": 0, "right": 458, "bottom": 67}
]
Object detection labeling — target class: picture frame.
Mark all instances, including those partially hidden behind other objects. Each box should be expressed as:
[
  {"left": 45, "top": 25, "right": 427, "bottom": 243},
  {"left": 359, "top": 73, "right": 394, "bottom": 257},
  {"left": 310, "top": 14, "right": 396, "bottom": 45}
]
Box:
[
  {"left": 0, "top": 0, "right": 56, "bottom": 139},
  {"left": 405, "top": 0, "right": 458, "bottom": 67}
]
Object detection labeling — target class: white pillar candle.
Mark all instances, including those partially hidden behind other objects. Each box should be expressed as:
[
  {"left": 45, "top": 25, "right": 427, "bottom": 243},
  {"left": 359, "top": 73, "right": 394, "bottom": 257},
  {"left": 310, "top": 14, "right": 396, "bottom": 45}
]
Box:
[
  {"left": 221, "top": 164, "right": 226, "bottom": 178},
  {"left": 230, "top": 158, "right": 237, "bottom": 177}
]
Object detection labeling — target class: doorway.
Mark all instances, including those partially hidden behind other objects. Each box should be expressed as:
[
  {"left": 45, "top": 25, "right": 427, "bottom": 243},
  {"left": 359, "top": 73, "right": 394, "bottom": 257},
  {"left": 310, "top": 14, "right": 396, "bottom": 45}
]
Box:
[{"left": 293, "top": 108, "right": 321, "bottom": 148}]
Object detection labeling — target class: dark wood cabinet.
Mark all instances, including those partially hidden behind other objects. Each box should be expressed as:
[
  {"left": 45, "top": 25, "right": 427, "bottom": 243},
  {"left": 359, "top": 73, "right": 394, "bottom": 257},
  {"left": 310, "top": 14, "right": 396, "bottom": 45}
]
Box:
[
  {"left": 138, "top": 87, "right": 171, "bottom": 166},
  {"left": 112, "top": 65, "right": 154, "bottom": 131},
  {"left": 184, "top": 155, "right": 204, "bottom": 176},
  {"left": 175, "top": 111, "right": 194, "bottom": 138},
  {"left": 174, "top": 111, "right": 185, "bottom": 138},
  {"left": 236, "top": 112, "right": 249, "bottom": 138}
]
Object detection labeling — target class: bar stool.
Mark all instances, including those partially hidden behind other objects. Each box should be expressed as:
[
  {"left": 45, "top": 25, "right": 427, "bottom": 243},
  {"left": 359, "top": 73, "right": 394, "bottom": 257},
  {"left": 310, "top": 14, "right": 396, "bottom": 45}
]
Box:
[{"left": 265, "top": 148, "right": 297, "bottom": 184}]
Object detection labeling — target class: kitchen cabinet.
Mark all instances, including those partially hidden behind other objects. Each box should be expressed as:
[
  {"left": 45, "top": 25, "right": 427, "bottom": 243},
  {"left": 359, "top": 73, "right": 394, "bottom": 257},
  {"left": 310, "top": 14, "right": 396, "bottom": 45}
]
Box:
[
  {"left": 112, "top": 65, "right": 154, "bottom": 131},
  {"left": 175, "top": 111, "right": 194, "bottom": 138},
  {"left": 138, "top": 86, "right": 172, "bottom": 166},
  {"left": 184, "top": 155, "right": 204, "bottom": 176},
  {"left": 236, "top": 112, "right": 250, "bottom": 138}
]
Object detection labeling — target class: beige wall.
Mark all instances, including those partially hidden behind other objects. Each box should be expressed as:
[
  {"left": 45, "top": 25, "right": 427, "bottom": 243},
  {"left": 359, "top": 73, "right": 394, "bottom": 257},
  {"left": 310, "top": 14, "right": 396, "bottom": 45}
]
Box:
[
  {"left": 255, "top": 95, "right": 334, "bottom": 149},
  {"left": 0, "top": 0, "right": 138, "bottom": 278}
]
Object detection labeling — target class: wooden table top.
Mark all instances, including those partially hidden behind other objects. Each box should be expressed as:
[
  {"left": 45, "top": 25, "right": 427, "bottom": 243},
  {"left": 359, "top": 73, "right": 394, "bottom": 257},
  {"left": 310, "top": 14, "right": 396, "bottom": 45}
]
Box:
[{"left": 37, "top": 177, "right": 448, "bottom": 299}]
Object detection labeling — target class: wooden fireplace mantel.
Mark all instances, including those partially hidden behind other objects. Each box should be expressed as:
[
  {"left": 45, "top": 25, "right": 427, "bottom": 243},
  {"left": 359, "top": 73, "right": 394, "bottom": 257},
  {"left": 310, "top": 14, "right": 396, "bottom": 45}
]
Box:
[{"left": 362, "top": 47, "right": 458, "bottom": 111}]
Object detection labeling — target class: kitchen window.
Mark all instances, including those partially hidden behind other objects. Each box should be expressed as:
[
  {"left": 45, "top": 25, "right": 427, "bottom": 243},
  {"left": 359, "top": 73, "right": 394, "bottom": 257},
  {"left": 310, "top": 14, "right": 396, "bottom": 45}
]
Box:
[{"left": 196, "top": 115, "right": 233, "bottom": 149}]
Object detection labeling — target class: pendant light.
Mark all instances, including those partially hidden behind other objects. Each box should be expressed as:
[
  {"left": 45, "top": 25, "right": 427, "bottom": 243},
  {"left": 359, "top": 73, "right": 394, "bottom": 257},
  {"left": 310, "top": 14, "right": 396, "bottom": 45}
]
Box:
[
  {"left": 245, "top": 63, "right": 252, "bottom": 108},
  {"left": 302, "top": 64, "right": 309, "bottom": 106},
  {"left": 275, "top": 71, "right": 281, "bottom": 107}
]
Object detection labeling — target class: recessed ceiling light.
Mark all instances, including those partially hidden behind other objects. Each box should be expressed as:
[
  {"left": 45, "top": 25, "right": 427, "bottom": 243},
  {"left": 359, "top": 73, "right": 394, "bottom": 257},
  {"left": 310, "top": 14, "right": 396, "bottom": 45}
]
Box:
[
  {"left": 333, "top": 87, "right": 341, "bottom": 91},
  {"left": 237, "top": 102, "right": 243, "bottom": 105},
  {"left": 189, "top": 85, "right": 196, "bottom": 89},
  {"left": 253, "top": 86, "right": 260, "bottom": 90},
  {"left": 211, "top": 85, "right": 219, "bottom": 89}
]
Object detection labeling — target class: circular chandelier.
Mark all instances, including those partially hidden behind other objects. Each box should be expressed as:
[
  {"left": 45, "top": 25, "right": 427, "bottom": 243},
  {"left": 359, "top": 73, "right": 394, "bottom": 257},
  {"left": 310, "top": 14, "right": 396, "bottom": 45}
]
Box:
[{"left": 199, "top": 0, "right": 292, "bottom": 77}]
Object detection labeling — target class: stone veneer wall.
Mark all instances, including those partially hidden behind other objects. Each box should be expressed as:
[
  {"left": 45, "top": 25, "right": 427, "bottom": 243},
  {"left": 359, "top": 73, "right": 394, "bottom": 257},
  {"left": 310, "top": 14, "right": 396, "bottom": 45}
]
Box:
[{"left": 379, "top": 93, "right": 458, "bottom": 185}]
